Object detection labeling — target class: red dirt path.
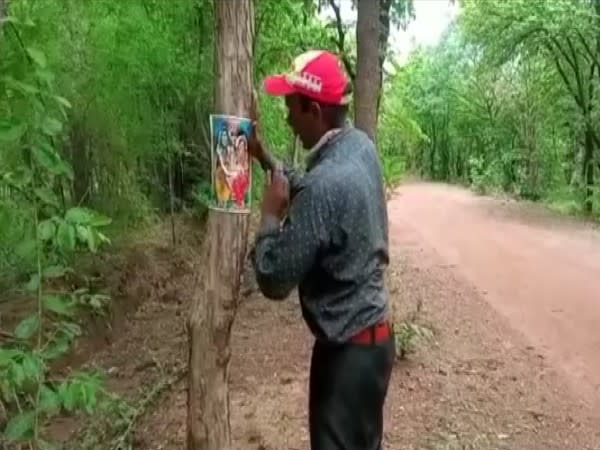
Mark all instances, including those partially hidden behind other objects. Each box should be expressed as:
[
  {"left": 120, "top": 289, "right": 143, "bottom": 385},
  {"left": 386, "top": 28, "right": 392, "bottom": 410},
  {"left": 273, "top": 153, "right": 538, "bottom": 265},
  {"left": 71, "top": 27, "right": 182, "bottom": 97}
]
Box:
[{"left": 389, "top": 182, "right": 600, "bottom": 411}]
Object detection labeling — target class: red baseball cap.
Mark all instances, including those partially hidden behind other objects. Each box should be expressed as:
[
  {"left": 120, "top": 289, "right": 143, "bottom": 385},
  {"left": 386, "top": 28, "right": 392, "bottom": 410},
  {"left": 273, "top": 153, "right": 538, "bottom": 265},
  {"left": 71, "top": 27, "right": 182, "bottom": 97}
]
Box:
[{"left": 263, "top": 50, "right": 351, "bottom": 106}]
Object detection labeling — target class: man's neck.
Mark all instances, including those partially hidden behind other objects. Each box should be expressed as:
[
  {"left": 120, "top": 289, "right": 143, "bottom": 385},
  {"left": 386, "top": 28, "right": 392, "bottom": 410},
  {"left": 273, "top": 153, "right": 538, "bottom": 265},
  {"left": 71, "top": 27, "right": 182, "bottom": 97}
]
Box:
[{"left": 305, "top": 124, "right": 351, "bottom": 170}]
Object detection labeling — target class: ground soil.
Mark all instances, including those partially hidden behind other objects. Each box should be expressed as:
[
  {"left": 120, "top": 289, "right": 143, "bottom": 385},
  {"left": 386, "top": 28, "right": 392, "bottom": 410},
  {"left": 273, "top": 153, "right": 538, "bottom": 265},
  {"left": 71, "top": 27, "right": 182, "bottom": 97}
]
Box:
[{"left": 5, "top": 182, "right": 600, "bottom": 449}]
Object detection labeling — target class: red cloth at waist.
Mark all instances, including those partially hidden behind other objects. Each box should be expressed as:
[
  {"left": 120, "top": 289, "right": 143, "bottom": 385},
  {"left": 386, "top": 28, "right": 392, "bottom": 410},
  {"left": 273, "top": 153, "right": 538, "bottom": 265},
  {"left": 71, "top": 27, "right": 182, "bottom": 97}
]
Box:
[{"left": 349, "top": 320, "right": 393, "bottom": 344}]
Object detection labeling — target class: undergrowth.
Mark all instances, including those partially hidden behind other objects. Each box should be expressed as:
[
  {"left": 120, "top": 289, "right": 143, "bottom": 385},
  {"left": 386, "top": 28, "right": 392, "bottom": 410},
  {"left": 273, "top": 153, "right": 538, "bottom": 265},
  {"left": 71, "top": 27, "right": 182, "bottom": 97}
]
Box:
[{"left": 0, "top": 20, "right": 119, "bottom": 448}]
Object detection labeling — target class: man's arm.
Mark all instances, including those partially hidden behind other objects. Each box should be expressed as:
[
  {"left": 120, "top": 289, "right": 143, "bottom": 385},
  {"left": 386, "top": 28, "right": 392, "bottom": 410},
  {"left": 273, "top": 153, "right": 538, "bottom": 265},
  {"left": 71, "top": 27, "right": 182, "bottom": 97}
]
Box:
[{"left": 252, "top": 183, "right": 328, "bottom": 300}]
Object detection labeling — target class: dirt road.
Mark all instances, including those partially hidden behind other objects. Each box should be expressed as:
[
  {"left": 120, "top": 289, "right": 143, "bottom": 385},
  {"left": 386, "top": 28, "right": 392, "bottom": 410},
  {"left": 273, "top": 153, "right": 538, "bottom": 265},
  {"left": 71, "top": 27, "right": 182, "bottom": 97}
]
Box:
[
  {"left": 56, "top": 183, "right": 600, "bottom": 449},
  {"left": 389, "top": 182, "right": 600, "bottom": 410}
]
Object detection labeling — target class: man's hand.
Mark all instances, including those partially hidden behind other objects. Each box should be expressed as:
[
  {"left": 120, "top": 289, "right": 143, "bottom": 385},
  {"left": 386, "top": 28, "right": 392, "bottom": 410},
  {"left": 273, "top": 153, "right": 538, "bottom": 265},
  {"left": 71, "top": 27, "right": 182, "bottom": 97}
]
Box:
[{"left": 261, "top": 167, "right": 289, "bottom": 220}]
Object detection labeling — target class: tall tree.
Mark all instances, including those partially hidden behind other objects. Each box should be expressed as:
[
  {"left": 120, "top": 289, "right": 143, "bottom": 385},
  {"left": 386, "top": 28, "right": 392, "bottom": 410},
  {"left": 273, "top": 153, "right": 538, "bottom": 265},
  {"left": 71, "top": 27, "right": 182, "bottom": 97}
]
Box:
[
  {"left": 186, "top": 1, "right": 254, "bottom": 449},
  {"left": 354, "top": 0, "right": 381, "bottom": 141}
]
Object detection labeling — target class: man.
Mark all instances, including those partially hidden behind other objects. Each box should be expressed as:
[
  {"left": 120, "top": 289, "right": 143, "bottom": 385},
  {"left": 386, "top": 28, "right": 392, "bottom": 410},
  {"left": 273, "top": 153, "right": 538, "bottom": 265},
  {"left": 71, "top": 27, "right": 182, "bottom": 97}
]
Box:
[{"left": 248, "top": 50, "right": 395, "bottom": 450}]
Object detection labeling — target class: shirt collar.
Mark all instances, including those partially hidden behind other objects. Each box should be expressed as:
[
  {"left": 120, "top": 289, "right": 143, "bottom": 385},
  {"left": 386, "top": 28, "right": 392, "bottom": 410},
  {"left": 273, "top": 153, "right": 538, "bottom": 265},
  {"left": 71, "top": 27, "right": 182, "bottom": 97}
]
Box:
[{"left": 305, "top": 121, "right": 351, "bottom": 169}]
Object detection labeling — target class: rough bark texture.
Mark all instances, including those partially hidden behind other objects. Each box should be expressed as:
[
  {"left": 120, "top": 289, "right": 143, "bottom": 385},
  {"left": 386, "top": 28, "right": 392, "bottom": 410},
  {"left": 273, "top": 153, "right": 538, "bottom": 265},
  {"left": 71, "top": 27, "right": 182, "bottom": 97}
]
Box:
[
  {"left": 355, "top": 0, "right": 381, "bottom": 143},
  {"left": 186, "top": 1, "right": 254, "bottom": 449}
]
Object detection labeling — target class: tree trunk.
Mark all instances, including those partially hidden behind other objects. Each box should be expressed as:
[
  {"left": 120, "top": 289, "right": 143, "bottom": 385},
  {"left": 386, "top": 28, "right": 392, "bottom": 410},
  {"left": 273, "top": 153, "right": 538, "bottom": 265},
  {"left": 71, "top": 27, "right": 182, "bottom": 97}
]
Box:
[
  {"left": 354, "top": 0, "right": 381, "bottom": 143},
  {"left": 583, "top": 124, "right": 594, "bottom": 215},
  {"left": 186, "top": 1, "right": 254, "bottom": 449}
]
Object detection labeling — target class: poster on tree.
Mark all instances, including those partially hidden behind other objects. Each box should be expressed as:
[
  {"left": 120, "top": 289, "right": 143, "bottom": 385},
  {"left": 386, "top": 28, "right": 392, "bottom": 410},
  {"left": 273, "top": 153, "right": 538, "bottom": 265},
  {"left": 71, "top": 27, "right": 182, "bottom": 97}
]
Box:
[{"left": 209, "top": 114, "right": 252, "bottom": 213}]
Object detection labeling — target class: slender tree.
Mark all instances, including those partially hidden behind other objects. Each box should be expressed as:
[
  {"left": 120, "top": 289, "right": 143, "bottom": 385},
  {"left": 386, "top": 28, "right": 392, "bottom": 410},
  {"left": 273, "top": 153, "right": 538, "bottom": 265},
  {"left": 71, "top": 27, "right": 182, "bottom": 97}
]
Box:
[{"left": 186, "top": 1, "right": 254, "bottom": 449}]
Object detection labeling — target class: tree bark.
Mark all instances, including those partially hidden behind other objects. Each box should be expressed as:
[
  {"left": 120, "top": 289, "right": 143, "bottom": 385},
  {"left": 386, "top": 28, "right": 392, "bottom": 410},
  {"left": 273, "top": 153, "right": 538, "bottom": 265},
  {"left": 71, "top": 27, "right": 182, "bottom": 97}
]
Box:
[
  {"left": 355, "top": 0, "right": 381, "bottom": 142},
  {"left": 186, "top": 1, "right": 254, "bottom": 449}
]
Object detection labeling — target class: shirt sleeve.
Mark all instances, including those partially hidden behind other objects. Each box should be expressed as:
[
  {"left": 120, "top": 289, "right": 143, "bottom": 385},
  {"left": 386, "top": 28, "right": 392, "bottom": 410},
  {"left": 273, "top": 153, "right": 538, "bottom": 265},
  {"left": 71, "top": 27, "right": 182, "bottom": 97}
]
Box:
[{"left": 252, "top": 183, "right": 329, "bottom": 300}]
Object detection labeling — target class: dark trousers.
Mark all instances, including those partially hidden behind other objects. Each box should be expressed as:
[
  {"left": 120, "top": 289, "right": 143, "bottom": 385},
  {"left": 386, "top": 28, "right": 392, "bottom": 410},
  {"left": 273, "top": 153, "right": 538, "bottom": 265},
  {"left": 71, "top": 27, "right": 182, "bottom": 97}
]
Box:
[{"left": 308, "top": 333, "right": 395, "bottom": 450}]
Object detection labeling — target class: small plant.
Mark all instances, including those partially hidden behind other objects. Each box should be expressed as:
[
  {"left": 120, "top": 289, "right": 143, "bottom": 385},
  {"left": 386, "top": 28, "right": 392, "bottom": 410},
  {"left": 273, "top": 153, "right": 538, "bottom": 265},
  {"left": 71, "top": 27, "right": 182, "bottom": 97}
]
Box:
[
  {"left": 468, "top": 155, "right": 489, "bottom": 194},
  {"left": 394, "top": 321, "right": 434, "bottom": 360}
]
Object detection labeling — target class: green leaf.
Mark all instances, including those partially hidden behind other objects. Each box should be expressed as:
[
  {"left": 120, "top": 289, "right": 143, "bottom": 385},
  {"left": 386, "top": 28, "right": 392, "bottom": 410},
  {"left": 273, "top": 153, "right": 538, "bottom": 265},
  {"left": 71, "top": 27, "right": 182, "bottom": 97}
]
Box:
[
  {"left": 65, "top": 207, "right": 94, "bottom": 224},
  {"left": 54, "top": 95, "right": 72, "bottom": 109},
  {"left": 41, "top": 117, "right": 63, "bottom": 136},
  {"left": 43, "top": 265, "right": 68, "bottom": 278},
  {"left": 26, "top": 47, "right": 47, "bottom": 68},
  {"left": 4, "top": 410, "right": 35, "bottom": 442},
  {"left": 14, "top": 315, "right": 39, "bottom": 340},
  {"left": 32, "top": 142, "right": 62, "bottom": 174},
  {"left": 43, "top": 294, "right": 74, "bottom": 317},
  {"left": 56, "top": 221, "right": 76, "bottom": 253},
  {"left": 59, "top": 381, "right": 76, "bottom": 412},
  {"left": 39, "top": 385, "right": 61, "bottom": 415},
  {"left": 10, "top": 362, "right": 25, "bottom": 388},
  {"left": 25, "top": 273, "right": 40, "bottom": 292},
  {"left": 97, "top": 231, "right": 111, "bottom": 245},
  {"left": 21, "top": 352, "right": 43, "bottom": 382},
  {"left": 0, "top": 349, "right": 19, "bottom": 367},
  {"left": 76, "top": 225, "right": 95, "bottom": 252},
  {"left": 91, "top": 213, "right": 112, "bottom": 227},
  {"left": 38, "top": 219, "right": 56, "bottom": 241},
  {"left": 0, "top": 120, "right": 28, "bottom": 143},
  {"left": 34, "top": 187, "right": 60, "bottom": 209},
  {"left": 67, "top": 208, "right": 112, "bottom": 229}
]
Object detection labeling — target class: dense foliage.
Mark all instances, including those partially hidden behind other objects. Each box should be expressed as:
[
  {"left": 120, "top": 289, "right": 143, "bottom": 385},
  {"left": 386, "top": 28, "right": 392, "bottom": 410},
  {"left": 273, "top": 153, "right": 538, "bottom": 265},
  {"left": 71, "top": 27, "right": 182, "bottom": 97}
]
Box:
[
  {"left": 379, "top": 0, "right": 600, "bottom": 217},
  {"left": 0, "top": 0, "right": 351, "bottom": 447}
]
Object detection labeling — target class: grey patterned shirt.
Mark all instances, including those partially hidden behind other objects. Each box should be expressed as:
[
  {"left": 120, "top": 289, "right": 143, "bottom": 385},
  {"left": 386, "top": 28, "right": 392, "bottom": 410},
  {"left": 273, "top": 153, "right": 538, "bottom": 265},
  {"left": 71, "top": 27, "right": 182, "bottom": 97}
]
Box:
[{"left": 252, "top": 126, "right": 390, "bottom": 343}]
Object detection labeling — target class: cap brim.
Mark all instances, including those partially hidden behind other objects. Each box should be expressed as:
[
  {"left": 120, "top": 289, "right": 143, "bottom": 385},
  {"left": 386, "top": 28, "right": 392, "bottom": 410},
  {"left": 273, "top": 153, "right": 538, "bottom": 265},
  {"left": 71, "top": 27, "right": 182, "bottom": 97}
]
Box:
[{"left": 264, "top": 74, "right": 297, "bottom": 96}]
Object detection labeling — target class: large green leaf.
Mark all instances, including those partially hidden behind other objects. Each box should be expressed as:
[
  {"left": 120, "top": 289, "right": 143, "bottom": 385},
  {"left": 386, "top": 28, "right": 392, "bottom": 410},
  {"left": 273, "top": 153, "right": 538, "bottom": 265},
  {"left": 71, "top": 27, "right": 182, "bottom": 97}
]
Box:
[
  {"left": 76, "top": 225, "right": 96, "bottom": 253},
  {"left": 3, "top": 410, "right": 35, "bottom": 442},
  {"left": 20, "top": 352, "right": 44, "bottom": 382},
  {"left": 66, "top": 207, "right": 112, "bottom": 227},
  {"left": 14, "top": 315, "right": 40, "bottom": 340},
  {"left": 56, "top": 221, "right": 76, "bottom": 253},
  {"left": 0, "top": 349, "right": 19, "bottom": 367},
  {"left": 39, "top": 385, "right": 61, "bottom": 416}
]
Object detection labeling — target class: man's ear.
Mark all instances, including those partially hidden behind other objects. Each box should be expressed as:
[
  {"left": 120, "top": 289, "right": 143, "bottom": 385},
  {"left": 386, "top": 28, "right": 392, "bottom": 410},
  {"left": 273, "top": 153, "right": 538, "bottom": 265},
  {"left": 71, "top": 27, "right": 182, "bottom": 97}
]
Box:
[{"left": 309, "top": 100, "right": 322, "bottom": 119}]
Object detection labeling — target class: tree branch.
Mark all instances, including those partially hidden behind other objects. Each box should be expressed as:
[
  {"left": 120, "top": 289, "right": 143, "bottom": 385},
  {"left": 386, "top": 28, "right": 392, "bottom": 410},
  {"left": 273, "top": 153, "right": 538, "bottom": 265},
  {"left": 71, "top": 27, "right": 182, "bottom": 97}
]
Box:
[{"left": 326, "top": 0, "right": 355, "bottom": 80}]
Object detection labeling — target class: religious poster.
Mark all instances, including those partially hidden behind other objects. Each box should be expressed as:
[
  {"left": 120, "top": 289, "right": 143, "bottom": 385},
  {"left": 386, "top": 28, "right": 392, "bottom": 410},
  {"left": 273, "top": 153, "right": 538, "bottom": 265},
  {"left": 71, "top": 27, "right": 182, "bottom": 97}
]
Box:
[{"left": 209, "top": 114, "right": 252, "bottom": 213}]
